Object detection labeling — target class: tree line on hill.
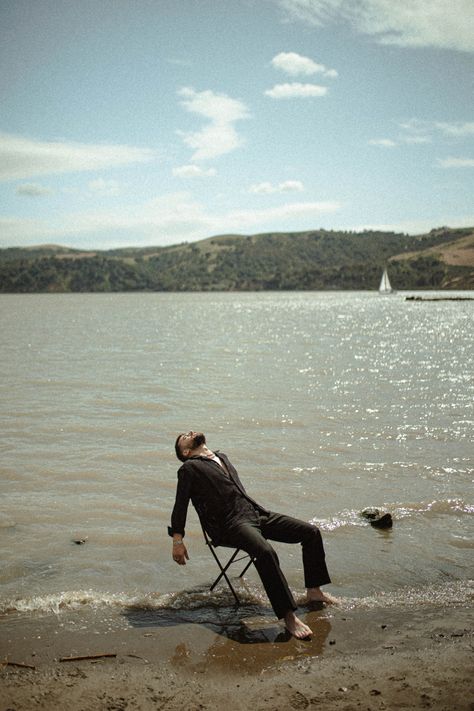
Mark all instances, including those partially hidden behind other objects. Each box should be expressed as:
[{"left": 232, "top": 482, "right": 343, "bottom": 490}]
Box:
[{"left": 0, "top": 227, "right": 472, "bottom": 292}]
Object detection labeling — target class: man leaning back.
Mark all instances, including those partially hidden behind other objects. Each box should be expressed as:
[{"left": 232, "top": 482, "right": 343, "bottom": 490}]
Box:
[{"left": 169, "top": 431, "right": 338, "bottom": 639}]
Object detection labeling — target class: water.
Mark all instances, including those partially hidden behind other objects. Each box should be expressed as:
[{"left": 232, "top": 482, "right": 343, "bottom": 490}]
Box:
[{"left": 0, "top": 291, "right": 473, "bottom": 619}]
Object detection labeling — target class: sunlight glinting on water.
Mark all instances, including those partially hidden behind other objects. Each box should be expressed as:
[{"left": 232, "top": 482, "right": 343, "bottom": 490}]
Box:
[{"left": 0, "top": 292, "right": 472, "bottom": 610}]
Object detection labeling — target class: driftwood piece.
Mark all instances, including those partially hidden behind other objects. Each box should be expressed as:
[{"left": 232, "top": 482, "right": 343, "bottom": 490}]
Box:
[
  {"left": 1, "top": 659, "right": 36, "bottom": 670},
  {"left": 126, "top": 653, "right": 149, "bottom": 662},
  {"left": 59, "top": 653, "right": 116, "bottom": 663}
]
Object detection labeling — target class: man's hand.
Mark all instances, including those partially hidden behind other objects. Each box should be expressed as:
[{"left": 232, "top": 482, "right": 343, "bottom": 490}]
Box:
[{"left": 172, "top": 540, "right": 189, "bottom": 565}]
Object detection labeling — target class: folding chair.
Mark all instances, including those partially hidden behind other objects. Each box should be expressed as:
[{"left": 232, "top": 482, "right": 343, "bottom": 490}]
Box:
[{"left": 201, "top": 524, "right": 254, "bottom": 606}]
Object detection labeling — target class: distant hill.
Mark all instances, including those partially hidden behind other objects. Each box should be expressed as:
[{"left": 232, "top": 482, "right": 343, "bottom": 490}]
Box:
[{"left": 0, "top": 226, "right": 473, "bottom": 292}]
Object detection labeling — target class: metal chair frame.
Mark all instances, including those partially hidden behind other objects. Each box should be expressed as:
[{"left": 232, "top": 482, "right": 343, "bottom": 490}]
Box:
[{"left": 201, "top": 525, "right": 254, "bottom": 606}]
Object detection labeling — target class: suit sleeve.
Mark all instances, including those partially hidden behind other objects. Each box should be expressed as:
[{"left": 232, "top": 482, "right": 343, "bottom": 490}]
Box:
[{"left": 169, "top": 465, "right": 192, "bottom": 538}]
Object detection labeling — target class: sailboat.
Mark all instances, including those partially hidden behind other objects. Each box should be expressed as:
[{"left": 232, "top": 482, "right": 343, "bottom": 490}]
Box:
[{"left": 379, "top": 267, "right": 395, "bottom": 294}]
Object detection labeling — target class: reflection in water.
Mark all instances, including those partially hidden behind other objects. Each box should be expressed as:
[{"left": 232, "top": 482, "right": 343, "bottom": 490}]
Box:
[
  {"left": 200, "top": 613, "right": 332, "bottom": 673},
  {"left": 123, "top": 600, "right": 332, "bottom": 673}
]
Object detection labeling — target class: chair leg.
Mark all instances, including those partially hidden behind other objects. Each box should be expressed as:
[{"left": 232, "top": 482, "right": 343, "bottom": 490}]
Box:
[
  {"left": 207, "top": 545, "right": 243, "bottom": 605},
  {"left": 203, "top": 530, "right": 255, "bottom": 606},
  {"left": 208, "top": 546, "right": 240, "bottom": 590},
  {"left": 218, "top": 573, "right": 241, "bottom": 606},
  {"left": 238, "top": 557, "right": 254, "bottom": 578}
]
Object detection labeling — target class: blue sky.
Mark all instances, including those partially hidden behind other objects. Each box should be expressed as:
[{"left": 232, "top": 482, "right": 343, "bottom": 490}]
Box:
[{"left": 1, "top": 0, "right": 473, "bottom": 249}]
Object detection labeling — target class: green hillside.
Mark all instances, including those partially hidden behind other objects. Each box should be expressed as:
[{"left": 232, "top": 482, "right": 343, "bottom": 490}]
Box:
[{"left": 1, "top": 227, "right": 473, "bottom": 292}]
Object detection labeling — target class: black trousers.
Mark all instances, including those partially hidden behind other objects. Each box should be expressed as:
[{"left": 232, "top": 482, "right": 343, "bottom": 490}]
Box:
[{"left": 220, "top": 511, "right": 331, "bottom": 620}]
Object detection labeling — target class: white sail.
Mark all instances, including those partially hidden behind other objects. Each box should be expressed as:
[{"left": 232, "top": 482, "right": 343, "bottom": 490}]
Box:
[{"left": 379, "top": 268, "right": 393, "bottom": 294}]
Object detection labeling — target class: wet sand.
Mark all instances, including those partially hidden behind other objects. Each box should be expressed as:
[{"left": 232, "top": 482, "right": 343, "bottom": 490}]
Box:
[{"left": 1, "top": 601, "right": 472, "bottom": 710}]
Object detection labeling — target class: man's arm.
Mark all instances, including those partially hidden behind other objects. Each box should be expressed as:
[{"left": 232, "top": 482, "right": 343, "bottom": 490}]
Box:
[{"left": 169, "top": 465, "right": 192, "bottom": 565}]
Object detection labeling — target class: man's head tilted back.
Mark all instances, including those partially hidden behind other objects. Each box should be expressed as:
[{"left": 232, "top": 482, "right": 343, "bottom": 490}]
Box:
[
  {"left": 174, "top": 431, "right": 206, "bottom": 462},
  {"left": 174, "top": 433, "right": 187, "bottom": 462}
]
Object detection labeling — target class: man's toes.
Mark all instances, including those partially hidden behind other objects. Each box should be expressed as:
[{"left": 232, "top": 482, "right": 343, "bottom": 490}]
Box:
[
  {"left": 295, "top": 623, "right": 312, "bottom": 639},
  {"left": 297, "top": 629, "right": 312, "bottom": 640}
]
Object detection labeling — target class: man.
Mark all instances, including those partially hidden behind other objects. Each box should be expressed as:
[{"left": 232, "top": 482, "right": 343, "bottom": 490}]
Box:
[{"left": 169, "top": 431, "right": 337, "bottom": 639}]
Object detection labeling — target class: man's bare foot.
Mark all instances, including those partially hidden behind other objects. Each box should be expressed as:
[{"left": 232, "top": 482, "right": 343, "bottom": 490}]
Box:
[
  {"left": 284, "top": 610, "right": 312, "bottom": 639},
  {"left": 306, "top": 587, "right": 340, "bottom": 605}
]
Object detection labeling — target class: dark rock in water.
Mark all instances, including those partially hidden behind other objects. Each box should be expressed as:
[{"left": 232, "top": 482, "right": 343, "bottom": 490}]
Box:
[
  {"left": 361, "top": 507, "right": 381, "bottom": 520},
  {"left": 360, "top": 508, "right": 393, "bottom": 528},
  {"left": 370, "top": 513, "right": 393, "bottom": 529}
]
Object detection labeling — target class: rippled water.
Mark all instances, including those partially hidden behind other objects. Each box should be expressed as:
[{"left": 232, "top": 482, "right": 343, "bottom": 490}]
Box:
[{"left": 0, "top": 292, "right": 472, "bottom": 616}]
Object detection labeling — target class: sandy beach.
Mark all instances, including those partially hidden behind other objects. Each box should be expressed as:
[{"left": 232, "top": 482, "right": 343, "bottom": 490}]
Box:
[{"left": 1, "top": 600, "right": 472, "bottom": 710}]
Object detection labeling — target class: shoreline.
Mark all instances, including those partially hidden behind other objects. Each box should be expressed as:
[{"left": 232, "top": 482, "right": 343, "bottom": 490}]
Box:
[{"left": 1, "top": 601, "right": 472, "bottom": 710}]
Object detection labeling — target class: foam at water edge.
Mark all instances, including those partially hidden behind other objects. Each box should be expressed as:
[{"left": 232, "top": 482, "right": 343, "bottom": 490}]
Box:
[
  {"left": 0, "top": 585, "right": 265, "bottom": 615},
  {"left": 1, "top": 580, "right": 472, "bottom": 616},
  {"left": 345, "top": 579, "right": 473, "bottom": 611}
]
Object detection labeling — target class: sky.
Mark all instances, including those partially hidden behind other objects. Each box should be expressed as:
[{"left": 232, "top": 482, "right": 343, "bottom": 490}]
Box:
[{"left": 1, "top": 0, "right": 473, "bottom": 250}]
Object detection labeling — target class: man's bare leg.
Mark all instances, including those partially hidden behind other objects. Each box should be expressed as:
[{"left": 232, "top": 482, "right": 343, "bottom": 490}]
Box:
[
  {"left": 284, "top": 610, "right": 312, "bottom": 639},
  {"left": 306, "top": 586, "right": 339, "bottom": 605}
]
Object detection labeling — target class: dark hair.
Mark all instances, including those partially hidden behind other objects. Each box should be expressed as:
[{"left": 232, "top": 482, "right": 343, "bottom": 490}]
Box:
[{"left": 174, "top": 434, "right": 187, "bottom": 462}]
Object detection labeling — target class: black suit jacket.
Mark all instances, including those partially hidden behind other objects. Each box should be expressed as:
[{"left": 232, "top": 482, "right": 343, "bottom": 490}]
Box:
[{"left": 169, "top": 452, "right": 269, "bottom": 545}]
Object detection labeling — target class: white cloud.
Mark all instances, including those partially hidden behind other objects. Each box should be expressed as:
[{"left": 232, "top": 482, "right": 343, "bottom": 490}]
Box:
[
  {"left": 399, "top": 118, "right": 431, "bottom": 135},
  {"left": 401, "top": 135, "right": 432, "bottom": 145},
  {"left": 250, "top": 180, "right": 305, "bottom": 194},
  {"left": 179, "top": 122, "right": 243, "bottom": 160},
  {"left": 177, "top": 87, "right": 250, "bottom": 161},
  {"left": 271, "top": 51, "right": 337, "bottom": 77},
  {"left": 0, "top": 193, "right": 340, "bottom": 248},
  {"left": 399, "top": 118, "right": 474, "bottom": 143},
  {"left": 368, "top": 138, "right": 397, "bottom": 147},
  {"left": 434, "top": 121, "right": 474, "bottom": 137},
  {"left": 0, "top": 132, "right": 154, "bottom": 182},
  {"left": 88, "top": 178, "right": 121, "bottom": 196},
  {"left": 371, "top": 119, "right": 474, "bottom": 148},
  {"left": 265, "top": 82, "right": 328, "bottom": 98},
  {"left": 166, "top": 57, "right": 193, "bottom": 67},
  {"left": 179, "top": 87, "right": 249, "bottom": 123},
  {"left": 354, "top": 215, "right": 474, "bottom": 234},
  {"left": 173, "top": 164, "right": 217, "bottom": 178},
  {"left": 0, "top": 193, "right": 211, "bottom": 246},
  {"left": 276, "top": 0, "right": 474, "bottom": 52},
  {"left": 222, "top": 201, "right": 341, "bottom": 229},
  {"left": 438, "top": 157, "right": 474, "bottom": 168},
  {"left": 0, "top": 217, "right": 45, "bottom": 245},
  {"left": 16, "top": 183, "right": 53, "bottom": 197}
]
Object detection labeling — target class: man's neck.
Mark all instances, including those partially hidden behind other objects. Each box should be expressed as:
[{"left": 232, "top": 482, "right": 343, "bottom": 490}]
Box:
[{"left": 191, "top": 444, "right": 213, "bottom": 458}]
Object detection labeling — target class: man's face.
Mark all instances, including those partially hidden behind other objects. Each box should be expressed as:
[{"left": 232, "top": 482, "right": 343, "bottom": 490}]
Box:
[{"left": 179, "top": 431, "right": 206, "bottom": 458}]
